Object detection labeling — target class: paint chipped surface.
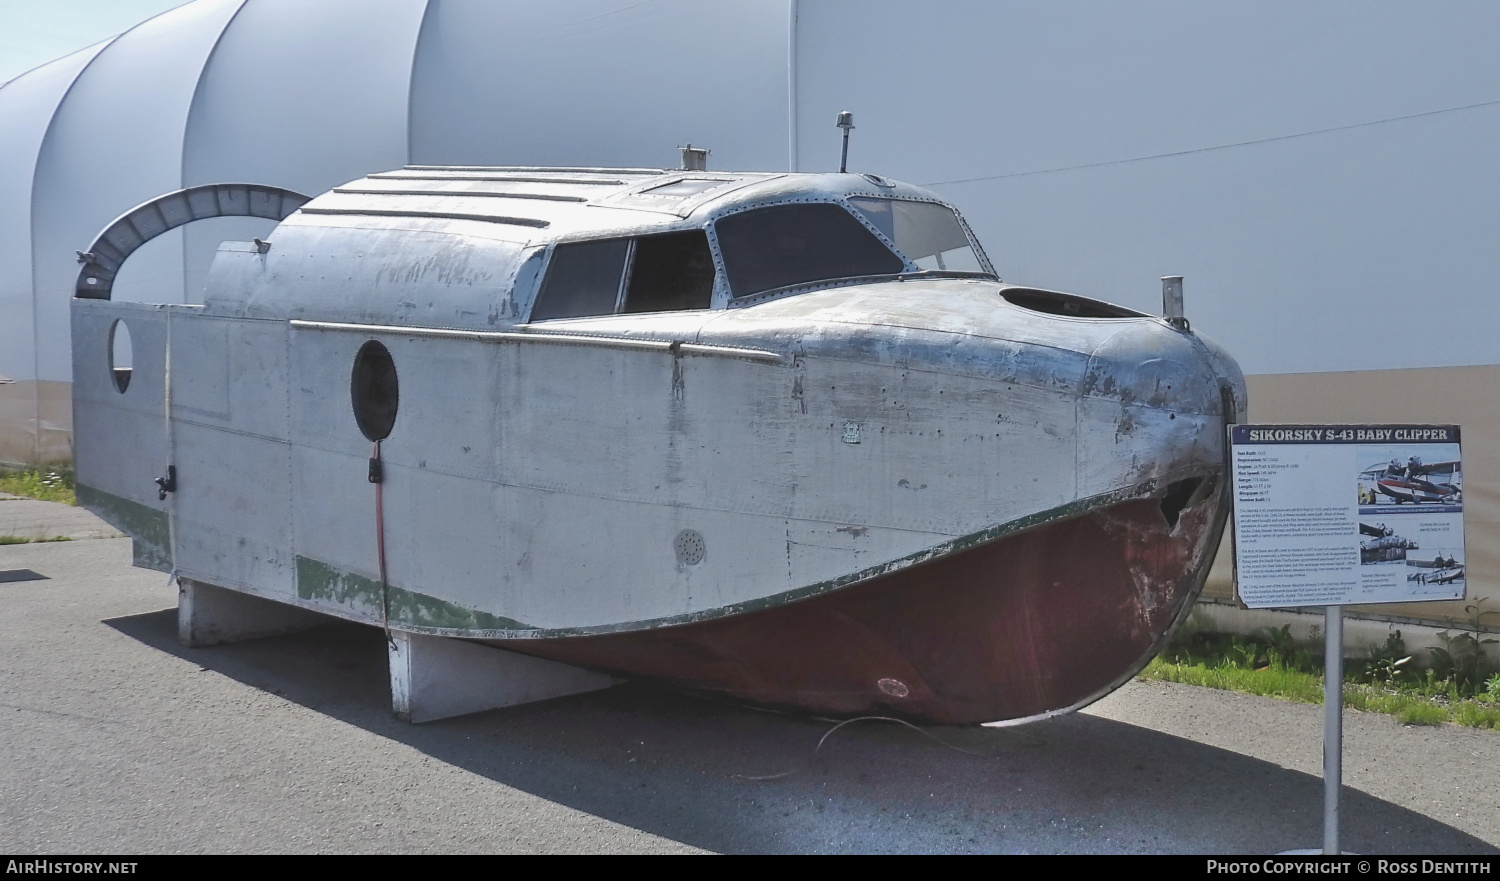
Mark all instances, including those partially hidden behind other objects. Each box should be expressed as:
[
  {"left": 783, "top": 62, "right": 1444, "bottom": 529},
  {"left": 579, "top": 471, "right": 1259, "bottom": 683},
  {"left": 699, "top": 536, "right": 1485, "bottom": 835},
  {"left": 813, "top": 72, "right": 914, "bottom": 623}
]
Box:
[
  {"left": 66, "top": 168, "right": 1249, "bottom": 727},
  {"left": 294, "top": 555, "right": 532, "bottom": 631},
  {"left": 76, "top": 483, "right": 172, "bottom": 572},
  {"left": 501, "top": 480, "right": 1228, "bottom": 724}
]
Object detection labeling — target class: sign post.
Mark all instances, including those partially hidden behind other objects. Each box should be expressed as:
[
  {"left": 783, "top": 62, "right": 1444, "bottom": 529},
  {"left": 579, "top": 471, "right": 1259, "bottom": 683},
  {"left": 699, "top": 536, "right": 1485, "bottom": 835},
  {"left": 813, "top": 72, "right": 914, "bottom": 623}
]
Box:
[
  {"left": 1322, "top": 605, "right": 1342, "bottom": 855},
  {"left": 1229, "top": 424, "right": 1465, "bottom": 855}
]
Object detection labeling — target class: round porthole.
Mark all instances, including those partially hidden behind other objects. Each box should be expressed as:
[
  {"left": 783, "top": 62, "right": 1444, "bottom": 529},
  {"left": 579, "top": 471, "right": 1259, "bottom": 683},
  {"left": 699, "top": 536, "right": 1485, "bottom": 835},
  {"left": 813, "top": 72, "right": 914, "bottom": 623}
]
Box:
[
  {"left": 108, "top": 319, "right": 132, "bottom": 393},
  {"left": 351, "top": 340, "right": 398, "bottom": 441}
]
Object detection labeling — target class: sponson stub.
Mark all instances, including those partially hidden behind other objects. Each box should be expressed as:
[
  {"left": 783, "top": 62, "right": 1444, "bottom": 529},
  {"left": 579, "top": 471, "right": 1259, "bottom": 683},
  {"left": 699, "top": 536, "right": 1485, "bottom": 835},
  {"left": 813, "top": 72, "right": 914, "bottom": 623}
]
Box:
[{"left": 73, "top": 165, "right": 1246, "bottom": 725}]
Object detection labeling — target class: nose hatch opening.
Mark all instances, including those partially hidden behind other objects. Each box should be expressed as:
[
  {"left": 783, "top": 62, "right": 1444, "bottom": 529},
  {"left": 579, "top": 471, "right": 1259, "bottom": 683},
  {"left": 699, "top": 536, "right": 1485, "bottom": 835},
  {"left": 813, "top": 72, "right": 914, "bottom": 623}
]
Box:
[{"left": 1002, "top": 288, "right": 1146, "bottom": 319}]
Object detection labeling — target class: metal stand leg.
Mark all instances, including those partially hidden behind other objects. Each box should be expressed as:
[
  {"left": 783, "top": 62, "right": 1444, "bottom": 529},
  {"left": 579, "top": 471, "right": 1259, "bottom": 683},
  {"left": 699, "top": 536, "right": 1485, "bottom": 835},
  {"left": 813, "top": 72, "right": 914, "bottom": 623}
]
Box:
[{"left": 1324, "top": 605, "right": 1343, "bottom": 855}]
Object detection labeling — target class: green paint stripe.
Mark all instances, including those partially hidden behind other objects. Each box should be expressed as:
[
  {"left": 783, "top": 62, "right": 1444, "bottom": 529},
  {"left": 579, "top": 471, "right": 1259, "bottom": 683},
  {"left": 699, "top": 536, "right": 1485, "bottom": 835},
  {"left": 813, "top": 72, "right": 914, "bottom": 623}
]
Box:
[
  {"left": 75, "top": 483, "right": 172, "bottom": 572},
  {"left": 340, "top": 469, "right": 1222, "bottom": 641},
  {"left": 88, "top": 469, "right": 1223, "bottom": 643},
  {"left": 294, "top": 555, "right": 532, "bottom": 631}
]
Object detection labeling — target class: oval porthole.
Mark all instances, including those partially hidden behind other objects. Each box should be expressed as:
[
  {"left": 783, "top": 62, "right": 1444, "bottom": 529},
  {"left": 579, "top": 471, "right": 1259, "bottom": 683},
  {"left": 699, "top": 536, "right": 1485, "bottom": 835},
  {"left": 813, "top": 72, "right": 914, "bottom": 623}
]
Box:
[
  {"left": 350, "top": 340, "right": 398, "bottom": 441},
  {"left": 108, "top": 319, "right": 132, "bottom": 393}
]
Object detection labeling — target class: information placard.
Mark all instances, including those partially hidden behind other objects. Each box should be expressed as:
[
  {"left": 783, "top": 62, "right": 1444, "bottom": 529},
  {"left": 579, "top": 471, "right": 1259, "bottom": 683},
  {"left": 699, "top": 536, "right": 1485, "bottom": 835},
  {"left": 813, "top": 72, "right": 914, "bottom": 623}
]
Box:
[{"left": 1230, "top": 425, "right": 1464, "bottom": 609}]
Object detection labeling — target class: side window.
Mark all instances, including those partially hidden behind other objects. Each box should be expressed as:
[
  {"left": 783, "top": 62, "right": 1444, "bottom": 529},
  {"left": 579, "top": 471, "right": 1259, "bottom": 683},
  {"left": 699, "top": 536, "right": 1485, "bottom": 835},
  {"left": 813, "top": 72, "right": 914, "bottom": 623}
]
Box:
[
  {"left": 529, "top": 239, "right": 629, "bottom": 321},
  {"left": 528, "top": 231, "right": 717, "bottom": 321},
  {"left": 622, "top": 231, "right": 714, "bottom": 314}
]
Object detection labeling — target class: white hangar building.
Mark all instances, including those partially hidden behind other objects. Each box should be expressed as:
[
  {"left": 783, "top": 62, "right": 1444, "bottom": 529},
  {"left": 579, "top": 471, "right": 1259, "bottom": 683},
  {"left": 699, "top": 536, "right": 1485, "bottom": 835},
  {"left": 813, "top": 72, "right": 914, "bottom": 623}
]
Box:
[{"left": 1, "top": 0, "right": 1496, "bottom": 627}]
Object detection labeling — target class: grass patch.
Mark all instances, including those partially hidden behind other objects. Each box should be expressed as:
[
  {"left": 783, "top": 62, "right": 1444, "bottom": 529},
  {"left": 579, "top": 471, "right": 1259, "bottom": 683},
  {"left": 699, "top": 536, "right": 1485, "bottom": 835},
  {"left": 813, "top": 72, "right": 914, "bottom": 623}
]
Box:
[
  {"left": 1140, "top": 616, "right": 1500, "bottom": 731},
  {"left": 1143, "top": 658, "right": 1324, "bottom": 703},
  {"left": 1452, "top": 702, "right": 1500, "bottom": 730},
  {"left": 0, "top": 535, "right": 73, "bottom": 545},
  {"left": 0, "top": 465, "right": 76, "bottom": 505},
  {"left": 1395, "top": 703, "right": 1449, "bottom": 726}
]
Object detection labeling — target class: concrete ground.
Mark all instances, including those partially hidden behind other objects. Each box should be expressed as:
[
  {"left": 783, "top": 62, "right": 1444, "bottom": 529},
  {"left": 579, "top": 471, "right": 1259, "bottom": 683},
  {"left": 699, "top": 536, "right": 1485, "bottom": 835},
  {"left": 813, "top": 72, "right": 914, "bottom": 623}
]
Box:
[
  {"left": 1, "top": 500, "right": 1497, "bottom": 854},
  {"left": 0, "top": 491, "right": 123, "bottom": 541}
]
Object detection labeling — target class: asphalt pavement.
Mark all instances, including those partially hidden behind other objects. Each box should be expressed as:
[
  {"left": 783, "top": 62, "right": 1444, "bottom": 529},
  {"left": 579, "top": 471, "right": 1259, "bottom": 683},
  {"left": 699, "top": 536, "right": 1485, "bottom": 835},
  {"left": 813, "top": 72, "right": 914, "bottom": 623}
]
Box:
[{"left": 1, "top": 497, "right": 1496, "bottom": 854}]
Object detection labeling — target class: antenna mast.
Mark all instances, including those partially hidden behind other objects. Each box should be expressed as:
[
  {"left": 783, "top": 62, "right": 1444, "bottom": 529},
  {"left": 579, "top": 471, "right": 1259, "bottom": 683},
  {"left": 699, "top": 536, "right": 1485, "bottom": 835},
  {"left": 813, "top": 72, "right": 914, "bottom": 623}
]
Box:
[{"left": 836, "top": 111, "right": 854, "bottom": 173}]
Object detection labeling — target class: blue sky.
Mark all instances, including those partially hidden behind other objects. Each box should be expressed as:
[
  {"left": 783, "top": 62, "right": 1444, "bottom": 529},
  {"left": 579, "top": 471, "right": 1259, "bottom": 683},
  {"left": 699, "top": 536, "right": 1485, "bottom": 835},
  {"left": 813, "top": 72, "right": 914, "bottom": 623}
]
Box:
[{"left": 0, "top": 0, "right": 185, "bottom": 84}]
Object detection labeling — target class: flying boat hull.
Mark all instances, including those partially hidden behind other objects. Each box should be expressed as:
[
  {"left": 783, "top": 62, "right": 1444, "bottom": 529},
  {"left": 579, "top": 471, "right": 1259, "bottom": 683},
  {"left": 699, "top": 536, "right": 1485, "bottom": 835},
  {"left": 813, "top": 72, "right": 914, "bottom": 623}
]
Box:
[
  {"left": 71, "top": 166, "right": 1245, "bottom": 725},
  {"left": 1377, "top": 479, "right": 1458, "bottom": 504},
  {"left": 503, "top": 491, "right": 1225, "bottom": 724}
]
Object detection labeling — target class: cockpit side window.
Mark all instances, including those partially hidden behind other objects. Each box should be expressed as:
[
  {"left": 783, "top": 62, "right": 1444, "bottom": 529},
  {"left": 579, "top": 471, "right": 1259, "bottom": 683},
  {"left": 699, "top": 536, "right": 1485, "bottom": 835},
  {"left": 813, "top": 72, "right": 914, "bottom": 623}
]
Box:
[
  {"left": 529, "top": 239, "right": 629, "bottom": 321},
  {"left": 716, "top": 203, "right": 905, "bottom": 298},
  {"left": 848, "top": 198, "right": 987, "bottom": 273},
  {"left": 622, "top": 231, "right": 714, "bottom": 313},
  {"left": 528, "top": 229, "right": 717, "bottom": 321}
]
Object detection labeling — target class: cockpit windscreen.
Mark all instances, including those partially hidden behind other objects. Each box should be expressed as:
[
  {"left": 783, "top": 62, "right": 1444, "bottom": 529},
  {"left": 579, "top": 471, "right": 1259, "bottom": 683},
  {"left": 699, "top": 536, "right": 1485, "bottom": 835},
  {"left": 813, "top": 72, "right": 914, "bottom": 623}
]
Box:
[
  {"left": 716, "top": 203, "right": 905, "bottom": 298},
  {"left": 848, "top": 198, "right": 986, "bottom": 273}
]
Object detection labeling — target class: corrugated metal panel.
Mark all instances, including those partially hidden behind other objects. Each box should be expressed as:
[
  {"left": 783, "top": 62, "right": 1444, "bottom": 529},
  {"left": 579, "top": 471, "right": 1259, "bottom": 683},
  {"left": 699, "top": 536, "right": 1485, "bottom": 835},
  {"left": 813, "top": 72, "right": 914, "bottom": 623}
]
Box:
[
  {"left": 181, "top": 0, "right": 428, "bottom": 301},
  {"left": 0, "top": 44, "right": 110, "bottom": 464},
  {"left": 30, "top": 0, "right": 245, "bottom": 364}
]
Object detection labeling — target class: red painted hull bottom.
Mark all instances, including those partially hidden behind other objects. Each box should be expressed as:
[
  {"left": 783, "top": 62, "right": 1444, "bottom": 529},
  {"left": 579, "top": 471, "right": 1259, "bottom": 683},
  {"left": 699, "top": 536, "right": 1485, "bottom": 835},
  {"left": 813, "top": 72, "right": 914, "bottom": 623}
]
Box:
[{"left": 496, "top": 487, "right": 1225, "bottom": 725}]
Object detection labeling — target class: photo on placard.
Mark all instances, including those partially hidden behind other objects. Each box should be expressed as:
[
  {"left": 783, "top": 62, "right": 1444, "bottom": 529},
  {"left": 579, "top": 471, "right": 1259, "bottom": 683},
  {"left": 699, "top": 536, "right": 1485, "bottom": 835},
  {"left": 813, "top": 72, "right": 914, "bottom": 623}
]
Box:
[
  {"left": 1355, "top": 442, "right": 1461, "bottom": 514},
  {"left": 1358, "top": 521, "right": 1417, "bottom": 565},
  {"left": 1405, "top": 547, "right": 1465, "bottom": 587}
]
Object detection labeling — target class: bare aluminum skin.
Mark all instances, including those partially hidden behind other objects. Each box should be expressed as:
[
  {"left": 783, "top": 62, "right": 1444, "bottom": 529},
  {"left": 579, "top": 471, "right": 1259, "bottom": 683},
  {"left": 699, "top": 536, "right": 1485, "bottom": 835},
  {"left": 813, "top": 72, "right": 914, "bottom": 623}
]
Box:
[{"left": 71, "top": 166, "right": 1246, "bottom": 723}]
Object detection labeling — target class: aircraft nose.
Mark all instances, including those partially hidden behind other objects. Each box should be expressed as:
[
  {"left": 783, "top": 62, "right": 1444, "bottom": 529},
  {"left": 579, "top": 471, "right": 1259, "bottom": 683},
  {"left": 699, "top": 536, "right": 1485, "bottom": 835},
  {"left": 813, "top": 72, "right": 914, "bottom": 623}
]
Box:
[
  {"left": 1076, "top": 320, "right": 1245, "bottom": 490},
  {"left": 1083, "top": 321, "right": 1235, "bottom": 415}
]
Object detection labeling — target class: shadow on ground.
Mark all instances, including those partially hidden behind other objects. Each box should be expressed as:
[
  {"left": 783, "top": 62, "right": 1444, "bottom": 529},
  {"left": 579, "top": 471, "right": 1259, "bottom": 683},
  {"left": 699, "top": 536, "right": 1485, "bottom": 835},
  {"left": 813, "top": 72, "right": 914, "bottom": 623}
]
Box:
[{"left": 106, "top": 609, "right": 1495, "bottom": 855}]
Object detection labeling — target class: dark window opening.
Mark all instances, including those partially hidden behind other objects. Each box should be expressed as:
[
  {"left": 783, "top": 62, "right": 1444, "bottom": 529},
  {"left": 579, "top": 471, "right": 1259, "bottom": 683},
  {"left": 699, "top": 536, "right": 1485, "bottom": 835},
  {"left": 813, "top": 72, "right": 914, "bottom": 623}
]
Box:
[
  {"left": 1003, "top": 289, "right": 1145, "bottom": 319},
  {"left": 108, "top": 319, "right": 132, "bottom": 393},
  {"left": 529, "top": 238, "right": 629, "bottom": 321},
  {"left": 351, "top": 340, "right": 399, "bottom": 441},
  {"left": 716, "top": 203, "right": 904, "bottom": 298},
  {"left": 623, "top": 231, "right": 715, "bottom": 313}
]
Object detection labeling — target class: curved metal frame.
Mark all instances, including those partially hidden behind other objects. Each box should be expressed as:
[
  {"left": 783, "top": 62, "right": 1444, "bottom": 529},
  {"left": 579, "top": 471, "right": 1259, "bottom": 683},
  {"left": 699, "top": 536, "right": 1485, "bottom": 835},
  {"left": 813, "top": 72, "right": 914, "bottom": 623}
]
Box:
[{"left": 75, "top": 183, "right": 310, "bottom": 299}]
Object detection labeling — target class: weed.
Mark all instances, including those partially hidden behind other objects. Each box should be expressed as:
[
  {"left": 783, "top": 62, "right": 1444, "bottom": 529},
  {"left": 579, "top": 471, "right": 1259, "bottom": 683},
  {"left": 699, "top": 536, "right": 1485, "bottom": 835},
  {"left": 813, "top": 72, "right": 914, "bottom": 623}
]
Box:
[
  {"left": 1357, "top": 631, "right": 1412, "bottom": 687},
  {"left": 1142, "top": 658, "right": 1324, "bottom": 703},
  {"left": 1466, "top": 596, "right": 1500, "bottom": 628},
  {"left": 1429, "top": 629, "right": 1498, "bottom": 692},
  {"left": 1228, "top": 641, "right": 1265, "bottom": 670},
  {"left": 0, "top": 465, "right": 76, "bottom": 505},
  {"left": 1345, "top": 686, "right": 1432, "bottom": 720},
  {"left": 1365, "top": 654, "right": 1412, "bottom": 687},
  {"left": 1453, "top": 702, "right": 1500, "bottom": 729},
  {"left": 1259, "top": 623, "right": 1297, "bottom": 658},
  {"left": 1143, "top": 612, "right": 1500, "bottom": 731},
  {"left": 1396, "top": 703, "right": 1448, "bottom": 726}
]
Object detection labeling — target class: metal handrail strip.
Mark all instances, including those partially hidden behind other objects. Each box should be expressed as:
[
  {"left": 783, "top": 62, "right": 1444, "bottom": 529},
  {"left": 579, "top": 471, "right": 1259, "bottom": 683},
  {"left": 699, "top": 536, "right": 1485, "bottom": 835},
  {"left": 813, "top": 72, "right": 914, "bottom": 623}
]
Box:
[{"left": 289, "top": 320, "right": 785, "bottom": 364}]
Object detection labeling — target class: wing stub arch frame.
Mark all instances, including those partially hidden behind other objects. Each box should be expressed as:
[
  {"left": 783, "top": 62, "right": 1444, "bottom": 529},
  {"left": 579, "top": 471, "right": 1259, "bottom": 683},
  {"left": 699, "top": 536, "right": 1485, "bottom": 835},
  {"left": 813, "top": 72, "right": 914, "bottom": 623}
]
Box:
[{"left": 75, "top": 183, "right": 311, "bottom": 299}]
